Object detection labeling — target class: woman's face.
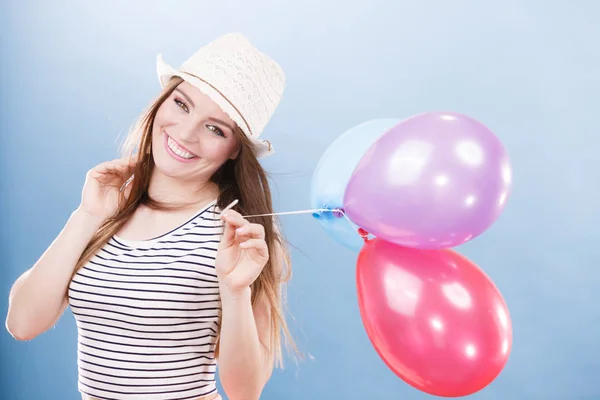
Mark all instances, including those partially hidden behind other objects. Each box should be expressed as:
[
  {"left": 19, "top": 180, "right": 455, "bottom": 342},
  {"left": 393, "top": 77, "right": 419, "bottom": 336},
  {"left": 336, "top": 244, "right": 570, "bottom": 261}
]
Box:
[{"left": 151, "top": 81, "right": 240, "bottom": 182}]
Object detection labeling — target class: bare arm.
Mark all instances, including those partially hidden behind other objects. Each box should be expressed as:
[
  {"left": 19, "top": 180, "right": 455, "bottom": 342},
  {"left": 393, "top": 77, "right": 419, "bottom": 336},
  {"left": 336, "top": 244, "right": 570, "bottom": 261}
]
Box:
[
  {"left": 5, "top": 208, "right": 104, "bottom": 340},
  {"left": 217, "top": 243, "right": 283, "bottom": 400},
  {"left": 217, "top": 287, "right": 275, "bottom": 400},
  {"left": 6, "top": 157, "right": 136, "bottom": 340}
]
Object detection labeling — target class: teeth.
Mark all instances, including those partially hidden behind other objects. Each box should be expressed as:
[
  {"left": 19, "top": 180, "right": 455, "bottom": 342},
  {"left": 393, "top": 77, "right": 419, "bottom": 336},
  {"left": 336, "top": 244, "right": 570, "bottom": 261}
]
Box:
[{"left": 167, "top": 137, "right": 195, "bottom": 159}]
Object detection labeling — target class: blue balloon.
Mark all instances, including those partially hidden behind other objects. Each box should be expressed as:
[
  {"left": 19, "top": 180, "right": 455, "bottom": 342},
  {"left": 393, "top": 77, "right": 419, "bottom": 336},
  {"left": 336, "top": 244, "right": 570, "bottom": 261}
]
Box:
[{"left": 310, "top": 118, "right": 401, "bottom": 251}]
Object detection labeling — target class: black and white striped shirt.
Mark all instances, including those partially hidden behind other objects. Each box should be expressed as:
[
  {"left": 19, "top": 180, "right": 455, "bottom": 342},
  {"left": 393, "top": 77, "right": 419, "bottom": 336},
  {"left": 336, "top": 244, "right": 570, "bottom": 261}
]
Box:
[{"left": 68, "top": 200, "right": 223, "bottom": 400}]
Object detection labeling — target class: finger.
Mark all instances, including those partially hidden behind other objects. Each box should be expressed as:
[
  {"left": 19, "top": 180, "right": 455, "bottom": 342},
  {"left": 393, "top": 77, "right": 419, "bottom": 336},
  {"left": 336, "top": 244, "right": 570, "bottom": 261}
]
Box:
[
  {"left": 93, "top": 158, "right": 137, "bottom": 186},
  {"left": 219, "top": 213, "right": 244, "bottom": 250},
  {"left": 235, "top": 223, "right": 265, "bottom": 242},
  {"left": 97, "top": 157, "right": 137, "bottom": 176},
  {"left": 219, "top": 218, "right": 235, "bottom": 249},
  {"left": 97, "top": 157, "right": 134, "bottom": 170},
  {"left": 106, "top": 158, "right": 137, "bottom": 177},
  {"left": 121, "top": 175, "right": 134, "bottom": 199},
  {"left": 119, "top": 173, "right": 135, "bottom": 192},
  {"left": 94, "top": 170, "right": 132, "bottom": 187},
  {"left": 239, "top": 238, "right": 269, "bottom": 259},
  {"left": 221, "top": 209, "right": 249, "bottom": 230},
  {"left": 219, "top": 199, "right": 239, "bottom": 218}
]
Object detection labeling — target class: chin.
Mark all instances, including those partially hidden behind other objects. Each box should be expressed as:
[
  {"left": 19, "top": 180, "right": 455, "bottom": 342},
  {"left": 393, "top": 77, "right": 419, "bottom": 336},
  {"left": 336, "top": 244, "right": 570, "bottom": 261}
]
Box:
[{"left": 152, "top": 146, "right": 189, "bottom": 174}]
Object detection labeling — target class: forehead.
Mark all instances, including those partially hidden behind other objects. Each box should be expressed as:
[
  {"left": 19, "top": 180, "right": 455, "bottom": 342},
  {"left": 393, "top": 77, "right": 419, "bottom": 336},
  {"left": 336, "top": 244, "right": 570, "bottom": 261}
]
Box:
[{"left": 174, "top": 81, "right": 235, "bottom": 125}]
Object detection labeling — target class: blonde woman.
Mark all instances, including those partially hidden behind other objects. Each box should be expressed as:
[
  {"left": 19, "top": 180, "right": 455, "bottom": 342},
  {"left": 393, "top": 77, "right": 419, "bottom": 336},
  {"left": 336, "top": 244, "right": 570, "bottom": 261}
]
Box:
[{"left": 6, "top": 32, "right": 295, "bottom": 400}]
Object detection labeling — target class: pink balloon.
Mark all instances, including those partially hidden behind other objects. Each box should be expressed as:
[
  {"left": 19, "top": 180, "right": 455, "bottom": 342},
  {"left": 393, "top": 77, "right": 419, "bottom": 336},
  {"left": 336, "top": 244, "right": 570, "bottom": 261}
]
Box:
[
  {"left": 356, "top": 238, "right": 512, "bottom": 397},
  {"left": 343, "top": 112, "right": 512, "bottom": 249}
]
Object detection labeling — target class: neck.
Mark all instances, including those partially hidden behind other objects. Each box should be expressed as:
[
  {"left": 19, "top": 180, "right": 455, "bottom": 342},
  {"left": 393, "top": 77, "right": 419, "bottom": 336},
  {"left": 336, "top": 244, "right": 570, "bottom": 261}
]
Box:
[{"left": 147, "top": 169, "right": 219, "bottom": 208}]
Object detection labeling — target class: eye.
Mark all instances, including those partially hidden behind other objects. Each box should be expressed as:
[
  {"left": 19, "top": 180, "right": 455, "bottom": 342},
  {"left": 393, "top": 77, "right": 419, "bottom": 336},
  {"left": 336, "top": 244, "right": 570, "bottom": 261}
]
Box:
[
  {"left": 207, "top": 125, "right": 225, "bottom": 137},
  {"left": 174, "top": 98, "right": 189, "bottom": 113}
]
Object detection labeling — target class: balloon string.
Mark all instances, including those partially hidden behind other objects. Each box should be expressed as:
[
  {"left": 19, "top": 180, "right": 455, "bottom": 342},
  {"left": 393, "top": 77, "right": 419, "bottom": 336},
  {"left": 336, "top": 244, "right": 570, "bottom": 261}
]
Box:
[
  {"left": 223, "top": 198, "right": 367, "bottom": 239},
  {"left": 243, "top": 208, "right": 336, "bottom": 218},
  {"left": 340, "top": 212, "right": 359, "bottom": 230},
  {"left": 243, "top": 207, "right": 367, "bottom": 239}
]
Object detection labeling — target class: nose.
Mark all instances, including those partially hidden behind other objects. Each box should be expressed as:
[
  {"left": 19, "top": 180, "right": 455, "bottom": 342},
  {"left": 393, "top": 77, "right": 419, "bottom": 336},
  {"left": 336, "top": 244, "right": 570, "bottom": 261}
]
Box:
[{"left": 177, "top": 122, "right": 198, "bottom": 143}]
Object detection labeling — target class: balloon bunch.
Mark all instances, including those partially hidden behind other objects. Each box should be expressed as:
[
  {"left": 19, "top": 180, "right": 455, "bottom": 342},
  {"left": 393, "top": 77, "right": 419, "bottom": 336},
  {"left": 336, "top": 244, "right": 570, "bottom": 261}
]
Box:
[{"left": 310, "top": 112, "right": 513, "bottom": 397}]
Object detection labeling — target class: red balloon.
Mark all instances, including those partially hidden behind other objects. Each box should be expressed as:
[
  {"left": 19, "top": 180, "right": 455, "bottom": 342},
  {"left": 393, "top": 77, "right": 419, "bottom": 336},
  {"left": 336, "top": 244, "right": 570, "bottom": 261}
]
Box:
[{"left": 356, "top": 238, "right": 512, "bottom": 397}]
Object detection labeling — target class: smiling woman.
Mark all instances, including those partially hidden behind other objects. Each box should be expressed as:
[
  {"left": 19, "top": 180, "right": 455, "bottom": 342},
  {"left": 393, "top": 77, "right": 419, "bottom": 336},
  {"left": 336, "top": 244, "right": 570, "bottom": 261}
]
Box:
[
  {"left": 152, "top": 82, "right": 241, "bottom": 175},
  {"left": 5, "top": 32, "right": 296, "bottom": 400}
]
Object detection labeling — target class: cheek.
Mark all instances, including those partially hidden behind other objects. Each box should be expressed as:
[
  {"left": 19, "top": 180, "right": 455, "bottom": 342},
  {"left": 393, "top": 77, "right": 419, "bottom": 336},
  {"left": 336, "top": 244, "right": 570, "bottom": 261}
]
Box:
[
  {"left": 198, "top": 137, "right": 232, "bottom": 160},
  {"left": 151, "top": 105, "right": 178, "bottom": 144},
  {"left": 154, "top": 103, "right": 180, "bottom": 129},
  {"left": 150, "top": 122, "right": 164, "bottom": 152}
]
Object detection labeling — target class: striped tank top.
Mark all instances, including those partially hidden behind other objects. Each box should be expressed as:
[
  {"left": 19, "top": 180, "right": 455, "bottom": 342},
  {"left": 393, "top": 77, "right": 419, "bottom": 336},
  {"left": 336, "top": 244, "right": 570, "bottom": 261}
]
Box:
[{"left": 68, "top": 200, "right": 223, "bottom": 400}]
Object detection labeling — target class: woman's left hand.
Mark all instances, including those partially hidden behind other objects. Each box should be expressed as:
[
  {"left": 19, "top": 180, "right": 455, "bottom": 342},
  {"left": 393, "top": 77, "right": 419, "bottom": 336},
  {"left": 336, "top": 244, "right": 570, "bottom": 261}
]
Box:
[{"left": 216, "top": 209, "right": 269, "bottom": 294}]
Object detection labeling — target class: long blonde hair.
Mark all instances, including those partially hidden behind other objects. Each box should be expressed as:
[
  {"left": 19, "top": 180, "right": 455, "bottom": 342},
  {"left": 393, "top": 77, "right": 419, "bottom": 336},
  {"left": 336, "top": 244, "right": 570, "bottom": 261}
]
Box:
[{"left": 72, "top": 76, "right": 297, "bottom": 367}]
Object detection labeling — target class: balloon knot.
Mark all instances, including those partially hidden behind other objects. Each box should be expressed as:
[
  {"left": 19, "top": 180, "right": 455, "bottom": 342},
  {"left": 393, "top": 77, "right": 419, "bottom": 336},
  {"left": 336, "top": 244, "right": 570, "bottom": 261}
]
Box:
[
  {"left": 358, "top": 228, "right": 370, "bottom": 242},
  {"left": 332, "top": 208, "right": 345, "bottom": 218}
]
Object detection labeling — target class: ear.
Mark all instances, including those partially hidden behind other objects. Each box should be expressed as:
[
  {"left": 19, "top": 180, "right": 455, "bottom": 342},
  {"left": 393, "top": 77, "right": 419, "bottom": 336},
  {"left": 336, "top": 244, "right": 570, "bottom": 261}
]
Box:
[
  {"left": 229, "top": 144, "right": 241, "bottom": 160},
  {"left": 228, "top": 135, "right": 242, "bottom": 160}
]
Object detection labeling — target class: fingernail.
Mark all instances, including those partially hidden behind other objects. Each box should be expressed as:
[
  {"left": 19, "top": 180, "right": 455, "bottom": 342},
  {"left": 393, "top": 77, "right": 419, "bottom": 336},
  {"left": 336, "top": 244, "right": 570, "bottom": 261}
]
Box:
[
  {"left": 221, "top": 199, "right": 239, "bottom": 217},
  {"left": 236, "top": 227, "right": 245, "bottom": 233},
  {"left": 240, "top": 241, "right": 249, "bottom": 248}
]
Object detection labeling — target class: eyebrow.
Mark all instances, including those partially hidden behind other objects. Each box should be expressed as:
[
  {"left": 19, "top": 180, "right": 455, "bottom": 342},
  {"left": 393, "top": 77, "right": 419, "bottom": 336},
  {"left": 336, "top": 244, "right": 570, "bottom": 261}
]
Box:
[
  {"left": 174, "top": 88, "right": 235, "bottom": 132},
  {"left": 208, "top": 117, "right": 235, "bottom": 132},
  {"left": 174, "top": 88, "right": 195, "bottom": 108}
]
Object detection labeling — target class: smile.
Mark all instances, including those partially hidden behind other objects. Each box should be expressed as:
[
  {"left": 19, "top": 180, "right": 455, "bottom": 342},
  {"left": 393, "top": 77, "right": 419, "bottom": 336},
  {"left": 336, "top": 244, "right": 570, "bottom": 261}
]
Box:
[{"left": 164, "top": 133, "right": 197, "bottom": 162}]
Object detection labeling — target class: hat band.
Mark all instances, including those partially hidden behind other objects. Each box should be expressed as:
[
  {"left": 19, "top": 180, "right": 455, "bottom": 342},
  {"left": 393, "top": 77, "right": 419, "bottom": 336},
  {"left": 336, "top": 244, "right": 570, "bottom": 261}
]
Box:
[{"left": 180, "top": 70, "right": 253, "bottom": 136}]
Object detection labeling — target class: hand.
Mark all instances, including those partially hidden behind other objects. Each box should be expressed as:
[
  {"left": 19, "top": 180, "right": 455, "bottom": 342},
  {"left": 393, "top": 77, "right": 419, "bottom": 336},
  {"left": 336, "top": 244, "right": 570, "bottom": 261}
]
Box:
[
  {"left": 78, "top": 157, "right": 137, "bottom": 221},
  {"left": 216, "top": 209, "right": 269, "bottom": 294}
]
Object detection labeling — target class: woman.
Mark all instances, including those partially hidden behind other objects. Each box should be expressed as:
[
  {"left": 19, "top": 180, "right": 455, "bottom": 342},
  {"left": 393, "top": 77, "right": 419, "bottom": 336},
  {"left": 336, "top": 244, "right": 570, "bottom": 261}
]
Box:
[{"left": 5, "top": 32, "right": 296, "bottom": 400}]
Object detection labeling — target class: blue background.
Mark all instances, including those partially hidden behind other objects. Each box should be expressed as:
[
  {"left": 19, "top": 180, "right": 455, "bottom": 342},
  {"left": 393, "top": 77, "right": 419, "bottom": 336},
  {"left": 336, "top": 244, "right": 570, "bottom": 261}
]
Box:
[{"left": 2, "top": 0, "right": 599, "bottom": 399}]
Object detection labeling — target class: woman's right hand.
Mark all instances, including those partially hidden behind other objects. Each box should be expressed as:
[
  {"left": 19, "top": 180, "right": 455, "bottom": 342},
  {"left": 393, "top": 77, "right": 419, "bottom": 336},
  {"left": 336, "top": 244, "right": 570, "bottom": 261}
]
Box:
[{"left": 78, "top": 157, "right": 137, "bottom": 222}]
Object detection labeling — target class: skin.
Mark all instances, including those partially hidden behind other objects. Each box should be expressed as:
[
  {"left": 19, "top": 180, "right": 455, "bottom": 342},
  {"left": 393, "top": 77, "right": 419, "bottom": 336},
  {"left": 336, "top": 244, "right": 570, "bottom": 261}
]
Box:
[
  {"left": 114, "top": 81, "right": 277, "bottom": 400},
  {"left": 149, "top": 82, "right": 240, "bottom": 203},
  {"left": 4, "top": 80, "right": 278, "bottom": 400}
]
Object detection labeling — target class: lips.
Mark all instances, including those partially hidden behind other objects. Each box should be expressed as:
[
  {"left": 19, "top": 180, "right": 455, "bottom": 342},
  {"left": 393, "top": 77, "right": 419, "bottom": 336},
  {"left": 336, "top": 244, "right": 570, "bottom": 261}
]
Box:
[{"left": 164, "top": 133, "right": 198, "bottom": 162}]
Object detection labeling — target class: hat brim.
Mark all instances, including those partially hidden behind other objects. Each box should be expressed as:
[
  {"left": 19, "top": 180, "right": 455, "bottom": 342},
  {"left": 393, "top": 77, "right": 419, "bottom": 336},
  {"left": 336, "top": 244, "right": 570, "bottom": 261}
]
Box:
[{"left": 156, "top": 54, "right": 274, "bottom": 159}]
